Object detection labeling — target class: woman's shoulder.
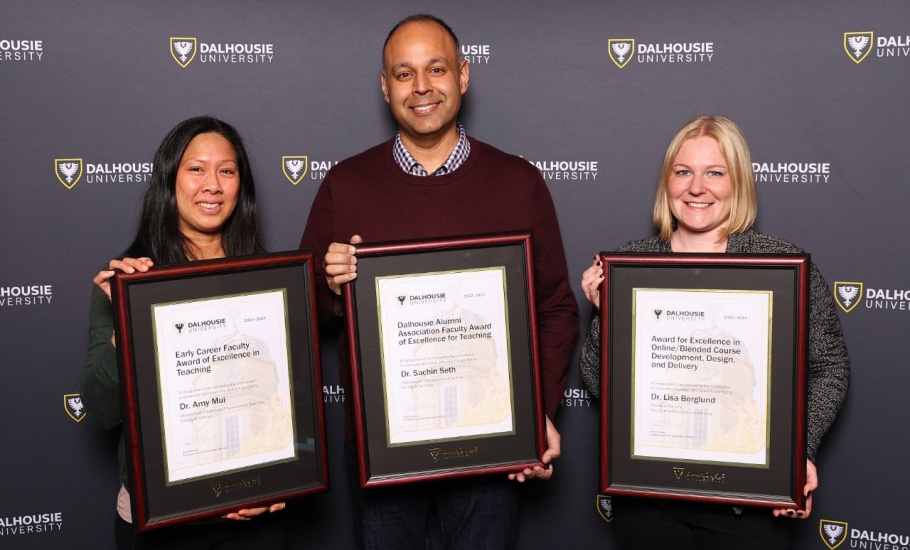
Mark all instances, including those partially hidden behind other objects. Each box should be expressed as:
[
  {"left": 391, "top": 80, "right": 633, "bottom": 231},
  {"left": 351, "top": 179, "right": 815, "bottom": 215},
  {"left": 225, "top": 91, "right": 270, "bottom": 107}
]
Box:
[
  {"left": 731, "top": 230, "right": 806, "bottom": 254},
  {"left": 617, "top": 236, "right": 667, "bottom": 253}
]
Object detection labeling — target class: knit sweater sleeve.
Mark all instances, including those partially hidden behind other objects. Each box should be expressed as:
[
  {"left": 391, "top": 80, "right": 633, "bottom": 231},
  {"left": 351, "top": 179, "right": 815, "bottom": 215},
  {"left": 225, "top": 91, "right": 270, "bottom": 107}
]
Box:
[
  {"left": 80, "top": 285, "right": 122, "bottom": 430},
  {"left": 299, "top": 171, "right": 345, "bottom": 325},
  {"left": 579, "top": 314, "right": 601, "bottom": 398},
  {"left": 527, "top": 168, "right": 579, "bottom": 420},
  {"left": 804, "top": 262, "right": 850, "bottom": 461}
]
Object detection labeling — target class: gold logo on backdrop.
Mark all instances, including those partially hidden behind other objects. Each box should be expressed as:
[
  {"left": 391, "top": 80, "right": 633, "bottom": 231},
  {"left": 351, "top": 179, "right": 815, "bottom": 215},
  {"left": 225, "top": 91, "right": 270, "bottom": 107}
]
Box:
[
  {"left": 171, "top": 37, "right": 197, "bottom": 68},
  {"left": 834, "top": 282, "right": 863, "bottom": 313},
  {"left": 282, "top": 156, "right": 308, "bottom": 185},
  {"left": 608, "top": 39, "right": 635, "bottom": 68},
  {"left": 844, "top": 32, "right": 873, "bottom": 64},
  {"left": 55, "top": 158, "right": 83, "bottom": 189},
  {"left": 64, "top": 394, "right": 86, "bottom": 422},
  {"left": 820, "top": 520, "right": 849, "bottom": 549},
  {"left": 429, "top": 448, "right": 440, "bottom": 462}
]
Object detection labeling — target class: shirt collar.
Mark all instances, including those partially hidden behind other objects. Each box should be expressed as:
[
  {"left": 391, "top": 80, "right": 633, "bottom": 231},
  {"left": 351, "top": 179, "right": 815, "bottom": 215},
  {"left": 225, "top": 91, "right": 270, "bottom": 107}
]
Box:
[{"left": 392, "top": 123, "right": 470, "bottom": 176}]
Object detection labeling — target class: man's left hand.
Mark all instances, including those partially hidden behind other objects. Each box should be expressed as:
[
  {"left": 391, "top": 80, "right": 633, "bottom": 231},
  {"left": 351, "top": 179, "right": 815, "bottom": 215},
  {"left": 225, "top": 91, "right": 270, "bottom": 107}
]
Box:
[{"left": 508, "top": 416, "right": 560, "bottom": 483}]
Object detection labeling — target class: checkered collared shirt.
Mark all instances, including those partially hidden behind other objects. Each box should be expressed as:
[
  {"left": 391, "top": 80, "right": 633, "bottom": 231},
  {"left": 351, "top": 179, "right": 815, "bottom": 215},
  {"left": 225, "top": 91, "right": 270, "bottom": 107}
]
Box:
[{"left": 392, "top": 123, "right": 471, "bottom": 176}]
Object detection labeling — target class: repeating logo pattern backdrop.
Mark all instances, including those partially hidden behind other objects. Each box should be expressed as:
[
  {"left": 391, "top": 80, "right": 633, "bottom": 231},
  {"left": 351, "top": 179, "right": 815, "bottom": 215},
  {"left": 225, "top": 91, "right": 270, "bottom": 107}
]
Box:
[{"left": 2, "top": 1, "right": 908, "bottom": 548}]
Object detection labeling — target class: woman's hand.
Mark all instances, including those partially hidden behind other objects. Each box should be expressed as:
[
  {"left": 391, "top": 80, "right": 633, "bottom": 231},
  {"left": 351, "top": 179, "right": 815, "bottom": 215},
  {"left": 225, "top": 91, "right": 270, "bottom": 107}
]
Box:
[
  {"left": 223, "top": 502, "right": 286, "bottom": 521},
  {"left": 581, "top": 256, "right": 604, "bottom": 308},
  {"left": 773, "top": 459, "right": 817, "bottom": 519},
  {"left": 94, "top": 257, "right": 155, "bottom": 300},
  {"left": 94, "top": 257, "right": 154, "bottom": 347}
]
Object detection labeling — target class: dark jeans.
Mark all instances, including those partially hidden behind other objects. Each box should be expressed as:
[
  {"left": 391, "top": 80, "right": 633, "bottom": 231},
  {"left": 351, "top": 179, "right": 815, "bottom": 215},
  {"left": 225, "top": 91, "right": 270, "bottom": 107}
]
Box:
[
  {"left": 610, "top": 496, "right": 796, "bottom": 550},
  {"left": 345, "top": 441, "right": 518, "bottom": 550}
]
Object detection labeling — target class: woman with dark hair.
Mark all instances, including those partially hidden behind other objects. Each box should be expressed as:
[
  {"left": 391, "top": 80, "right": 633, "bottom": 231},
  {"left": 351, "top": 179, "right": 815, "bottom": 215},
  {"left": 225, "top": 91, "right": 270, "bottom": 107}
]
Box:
[
  {"left": 123, "top": 115, "right": 262, "bottom": 264},
  {"left": 81, "top": 116, "right": 285, "bottom": 549},
  {"left": 579, "top": 115, "right": 849, "bottom": 550}
]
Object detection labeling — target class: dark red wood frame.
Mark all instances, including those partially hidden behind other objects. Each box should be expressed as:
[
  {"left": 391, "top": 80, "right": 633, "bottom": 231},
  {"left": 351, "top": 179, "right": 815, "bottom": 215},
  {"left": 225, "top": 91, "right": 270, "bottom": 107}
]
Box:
[
  {"left": 344, "top": 233, "right": 546, "bottom": 487},
  {"left": 599, "top": 253, "right": 808, "bottom": 509},
  {"left": 112, "top": 251, "right": 329, "bottom": 531}
]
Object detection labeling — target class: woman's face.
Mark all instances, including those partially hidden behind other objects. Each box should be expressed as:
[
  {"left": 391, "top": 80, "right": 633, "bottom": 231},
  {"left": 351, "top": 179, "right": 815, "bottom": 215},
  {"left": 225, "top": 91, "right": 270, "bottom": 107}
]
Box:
[
  {"left": 175, "top": 132, "right": 240, "bottom": 240},
  {"left": 667, "top": 135, "right": 733, "bottom": 240}
]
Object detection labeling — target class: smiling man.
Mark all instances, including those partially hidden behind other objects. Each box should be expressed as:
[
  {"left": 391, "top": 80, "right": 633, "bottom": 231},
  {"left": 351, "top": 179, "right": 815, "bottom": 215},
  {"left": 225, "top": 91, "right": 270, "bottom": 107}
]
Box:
[
  {"left": 380, "top": 18, "right": 468, "bottom": 169},
  {"left": 299, "top": 14, "right": 578, "bottom": 549}
]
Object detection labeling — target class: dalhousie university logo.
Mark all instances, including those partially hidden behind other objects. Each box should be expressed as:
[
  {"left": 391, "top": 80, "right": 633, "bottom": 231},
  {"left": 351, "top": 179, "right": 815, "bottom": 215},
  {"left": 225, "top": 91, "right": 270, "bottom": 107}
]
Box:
[
  {"left": 429, "top": 448, "right": 440, "bottom": 462},
  {"left": 608, "top": 38, "right": 635, "bottom": 68},
  {"left": 820, "top": 519, "right": 848, "bottom": 549},
  {"left": 652, "top": 309, "right": 663, "bottom": 321},
  {"left": 173, "top": 321, "right": 186, "bottom": 336},
  {"left": 64, "top": 393, "right": 86, "bottom": 422},
  {"left": 596, "top": 494, "right": 614, "bottom": 523},
  {"left": 834, "top": 281, "right": 863, "bottom": 313},
  {"left": 282, "top": 156, "right": 308, "bottom": 185},
  {"left": 171, "top": 37, "right": 197, "bottom": 68},
  {"left": 55, "top": 158, "right": 83, "bottom": 189},
  {"left": 844, "top": 32, "right": 873, "bottom": 64}
]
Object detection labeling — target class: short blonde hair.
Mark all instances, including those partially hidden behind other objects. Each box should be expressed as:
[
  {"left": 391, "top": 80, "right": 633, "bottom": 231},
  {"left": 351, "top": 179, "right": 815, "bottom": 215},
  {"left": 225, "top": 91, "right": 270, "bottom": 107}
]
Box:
[{"left": 653, "top": 115, "right": 757, "bottom": 240}]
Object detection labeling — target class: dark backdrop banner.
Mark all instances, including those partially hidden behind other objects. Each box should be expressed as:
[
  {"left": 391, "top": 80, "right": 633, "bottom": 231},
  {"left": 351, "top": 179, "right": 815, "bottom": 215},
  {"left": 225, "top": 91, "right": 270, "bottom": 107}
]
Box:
[{"left": 2, "top": 1, "right": 907, "bottom": 548}]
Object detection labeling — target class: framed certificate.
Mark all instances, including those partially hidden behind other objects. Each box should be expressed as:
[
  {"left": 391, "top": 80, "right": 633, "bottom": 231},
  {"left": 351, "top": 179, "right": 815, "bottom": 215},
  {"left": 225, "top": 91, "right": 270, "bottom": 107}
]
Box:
[
  {"left": 599, "top": 253, "right": 808, "bottom": 509},
  {"left": 344, "top": 233, "right": 545, "bottom": 487},
  {"left": 111, "top": 251, "right": 328, "bottom": 532}
]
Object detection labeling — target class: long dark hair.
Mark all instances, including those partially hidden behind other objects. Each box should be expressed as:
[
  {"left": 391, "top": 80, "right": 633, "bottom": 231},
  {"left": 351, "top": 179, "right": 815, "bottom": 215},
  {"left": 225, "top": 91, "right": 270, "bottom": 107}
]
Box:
[{"left": 125, "top": 116, "right": 262, "bottom": 264}]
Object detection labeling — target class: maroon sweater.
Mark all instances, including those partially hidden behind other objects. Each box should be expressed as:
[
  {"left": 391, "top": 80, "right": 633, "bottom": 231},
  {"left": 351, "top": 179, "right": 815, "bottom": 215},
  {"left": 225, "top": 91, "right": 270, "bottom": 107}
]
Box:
[{"left": 300, "top": 137, "right": 578, "bottom": 434}]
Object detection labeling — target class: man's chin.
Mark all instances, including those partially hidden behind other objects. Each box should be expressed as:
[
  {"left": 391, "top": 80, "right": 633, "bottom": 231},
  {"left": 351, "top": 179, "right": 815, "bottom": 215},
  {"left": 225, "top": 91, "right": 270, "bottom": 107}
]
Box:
[{"left": 399, "top": 122, "right": 457, "bottom": 140}]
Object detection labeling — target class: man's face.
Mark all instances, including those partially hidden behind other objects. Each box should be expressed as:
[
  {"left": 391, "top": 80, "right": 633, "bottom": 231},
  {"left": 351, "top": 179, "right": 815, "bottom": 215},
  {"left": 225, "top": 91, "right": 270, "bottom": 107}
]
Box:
[{"left": 381, "top": 21, "right": 469, "bottom": 149}]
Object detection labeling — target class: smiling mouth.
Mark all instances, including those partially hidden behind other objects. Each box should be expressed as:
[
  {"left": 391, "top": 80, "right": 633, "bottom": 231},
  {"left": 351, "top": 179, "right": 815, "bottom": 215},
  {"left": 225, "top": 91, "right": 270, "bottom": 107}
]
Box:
[
  {"left": 411, "top": 103, "right": 439, "bottom": 114},
  {"left": 686, "top": 202, "right": 712, "bottom": 208},
  {"left": 197, "top": 202, "right": 222, "bottom": 209}
]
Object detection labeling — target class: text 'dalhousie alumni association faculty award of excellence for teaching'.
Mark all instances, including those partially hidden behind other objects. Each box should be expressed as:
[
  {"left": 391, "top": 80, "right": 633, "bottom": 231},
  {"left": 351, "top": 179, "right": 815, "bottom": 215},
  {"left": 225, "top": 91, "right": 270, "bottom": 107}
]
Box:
[{"left": 377, "top": 268, "right": 514, "bottom": 447}]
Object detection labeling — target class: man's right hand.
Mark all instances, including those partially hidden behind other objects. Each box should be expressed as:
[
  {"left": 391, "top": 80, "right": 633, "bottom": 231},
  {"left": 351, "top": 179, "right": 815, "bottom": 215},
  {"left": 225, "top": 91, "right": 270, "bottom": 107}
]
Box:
[{"left": 324, "top": 235, "right": 363, "bottom": 294}]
